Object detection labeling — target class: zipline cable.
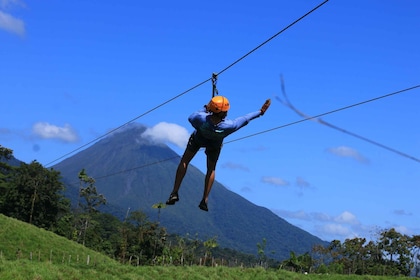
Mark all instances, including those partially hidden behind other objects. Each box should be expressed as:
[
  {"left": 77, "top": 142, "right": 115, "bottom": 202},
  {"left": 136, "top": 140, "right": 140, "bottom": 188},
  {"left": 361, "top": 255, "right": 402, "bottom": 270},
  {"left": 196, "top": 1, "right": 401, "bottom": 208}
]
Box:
[
  {"left": 225, "top": 84, "right": 420, "bottom": 148},
  {"left": 216, "top": 0, "right": 329, "bottom": 76},
  {"left": 68, "top": 84, "right": 420, "bottom": 184},
  {"left": 45, "top": 0, "right": 330, "bottom": 167},
  {"left": 277, "top": 77, "right": 420, "bottom": 163},
  {"left": 45, "top": 79, "right": 210, "bottom": 167}
]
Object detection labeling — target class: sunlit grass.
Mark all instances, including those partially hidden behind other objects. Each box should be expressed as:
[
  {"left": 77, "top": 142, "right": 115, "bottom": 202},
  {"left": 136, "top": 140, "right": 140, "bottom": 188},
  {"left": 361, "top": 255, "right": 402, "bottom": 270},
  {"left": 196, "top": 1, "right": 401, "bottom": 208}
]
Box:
[
  {"left": 0, "top": 214, "right": 411, "bottom": 280},
  {"left": 0, "top": 260, "right": 411, "bottom": 280}
]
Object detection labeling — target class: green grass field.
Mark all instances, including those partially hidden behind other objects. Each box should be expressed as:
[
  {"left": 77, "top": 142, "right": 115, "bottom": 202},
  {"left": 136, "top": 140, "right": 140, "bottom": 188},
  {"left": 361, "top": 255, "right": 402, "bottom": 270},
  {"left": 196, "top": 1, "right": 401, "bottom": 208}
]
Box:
[
  {"left": 0, "top": 215, "right": 410, "bottom": 280},
  {"left": 0, "top": 261, "right": 412, "bottom": 280}
]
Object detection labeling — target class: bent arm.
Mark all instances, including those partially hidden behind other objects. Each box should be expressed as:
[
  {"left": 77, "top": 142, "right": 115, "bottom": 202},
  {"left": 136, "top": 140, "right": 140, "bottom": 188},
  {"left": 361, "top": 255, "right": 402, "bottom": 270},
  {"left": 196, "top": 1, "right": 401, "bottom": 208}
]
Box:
[{"left": 188, "top": 109, "right": 208, "bottom": 130}]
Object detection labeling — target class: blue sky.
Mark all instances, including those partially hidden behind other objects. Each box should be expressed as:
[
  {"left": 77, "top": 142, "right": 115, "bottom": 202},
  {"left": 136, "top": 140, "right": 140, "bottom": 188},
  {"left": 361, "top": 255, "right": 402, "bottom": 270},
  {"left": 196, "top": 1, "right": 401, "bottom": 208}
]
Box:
[{"left": 1, "top": 0, "right": 419, "bottom": 242}]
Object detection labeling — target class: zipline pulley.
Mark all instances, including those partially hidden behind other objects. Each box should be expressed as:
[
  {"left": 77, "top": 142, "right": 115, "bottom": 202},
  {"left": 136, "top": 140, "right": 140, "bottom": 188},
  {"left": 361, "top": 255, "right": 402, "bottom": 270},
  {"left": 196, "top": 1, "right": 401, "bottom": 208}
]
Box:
[{"left": 212, "top": 73, "right": 218, "bottom": 97}]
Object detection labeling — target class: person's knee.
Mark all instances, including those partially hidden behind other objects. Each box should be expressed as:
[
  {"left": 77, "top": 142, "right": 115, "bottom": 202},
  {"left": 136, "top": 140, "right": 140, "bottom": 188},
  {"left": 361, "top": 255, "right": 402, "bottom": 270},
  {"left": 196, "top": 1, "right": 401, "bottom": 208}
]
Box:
[{"left": 179, "top": 160, "right": 189, "bottom": 169}]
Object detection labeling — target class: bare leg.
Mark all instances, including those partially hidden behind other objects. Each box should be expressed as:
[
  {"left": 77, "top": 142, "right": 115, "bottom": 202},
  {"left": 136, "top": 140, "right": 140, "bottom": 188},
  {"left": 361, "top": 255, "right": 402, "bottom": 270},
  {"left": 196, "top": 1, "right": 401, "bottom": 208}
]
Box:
[
  {"left": 199, "top": 157, "right": 217, "bottom": 211},
  {"left": 170, "top": 149, "right": 197, "bottom": 195}
]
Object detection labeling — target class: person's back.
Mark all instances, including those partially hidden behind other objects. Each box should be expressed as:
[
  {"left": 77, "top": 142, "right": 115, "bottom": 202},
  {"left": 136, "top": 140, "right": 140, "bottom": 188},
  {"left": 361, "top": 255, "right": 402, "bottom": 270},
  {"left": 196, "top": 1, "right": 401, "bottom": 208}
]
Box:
[
  {"left": 165, "top": 96, "right": 271, "bottom": 211},
  {"left": 189, "top": 109, "right": 262, "bottom": 144}
]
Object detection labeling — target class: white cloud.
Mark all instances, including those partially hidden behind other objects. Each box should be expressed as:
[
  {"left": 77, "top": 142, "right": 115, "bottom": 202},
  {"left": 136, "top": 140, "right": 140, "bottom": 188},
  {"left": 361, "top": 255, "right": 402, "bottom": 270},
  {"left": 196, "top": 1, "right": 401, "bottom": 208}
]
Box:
[
  {"left": 1, "top": 0, "right": 25, "bottom": 9},
  {"left": 275, "top": 208, "right": 418, "bottom": 242},
  {"left": 273, "top": 209, "right": 365, "bottom": 241},
  {"left": 334, "top": 211, "right": 359, "bottom": 225},
  {"left": 393, "top": 225, "right": 412, "bottom": 236},
  {"left": 141, "top": 122, "right": 189, "bottom": 148},
  {"left": 222, "top": 162, "right": 250, "bottom": 172},
  {"left": 311, "top": 212, "right": 331, "bottom": 222},
  {"left": 393, "top": 209, "right": 412, "bottom": 216},
  {"left": 318, "top": 223, "right": 353, "bottom": 237},
  {"left": 32, "top": 122, "right": 79, "bottom": 142},
  {"left": 326, "top": 146, "right": 369, "bottom": 163},
  {"left": 0, "top": 10, "right": 24, "bottom": 35},
  {"left": 276, "top": 209, "right": 312, "bottom": 221},
  {"left": 277, "top": 209, "right": 359, "bottom": 225},
  {"left": 0, "top": 1, "right": 26, "bottom": 36},
  {"left": 0, "top": 127, "right": 12, "bottom": 135},
  {"left": 261, "top": 176, "right": 289, "bottom": 186},
  {"left": 240, "top": 186, "right": 252, "bottom": 193},
  {"left": 296, "top": 176, "right": 310, "bottom": 188}
]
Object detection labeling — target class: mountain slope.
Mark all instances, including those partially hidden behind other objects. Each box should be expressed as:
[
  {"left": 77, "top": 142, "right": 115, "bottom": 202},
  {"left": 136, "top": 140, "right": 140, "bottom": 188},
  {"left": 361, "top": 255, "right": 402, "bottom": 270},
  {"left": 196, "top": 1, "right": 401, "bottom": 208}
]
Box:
[
  {"left": 0, "top": 155, "right": 22, "bottom": 167},
  {"left": 53, "top": 123, "right": 326, "bottom": 260}
]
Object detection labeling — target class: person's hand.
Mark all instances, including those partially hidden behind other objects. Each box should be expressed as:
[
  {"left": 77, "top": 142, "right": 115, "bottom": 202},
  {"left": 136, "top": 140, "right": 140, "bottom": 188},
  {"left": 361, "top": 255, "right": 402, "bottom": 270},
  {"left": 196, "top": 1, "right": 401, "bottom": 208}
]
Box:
[{"left": 260, "top": 99, "right": 271, "bottom": 115}]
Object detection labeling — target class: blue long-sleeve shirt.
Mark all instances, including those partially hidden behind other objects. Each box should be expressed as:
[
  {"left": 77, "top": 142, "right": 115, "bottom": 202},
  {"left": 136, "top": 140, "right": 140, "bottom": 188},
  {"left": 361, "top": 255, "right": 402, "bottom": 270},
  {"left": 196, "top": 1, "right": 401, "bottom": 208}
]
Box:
[{"left": 188, "top": 108, "right": 262, "bottom": 146}]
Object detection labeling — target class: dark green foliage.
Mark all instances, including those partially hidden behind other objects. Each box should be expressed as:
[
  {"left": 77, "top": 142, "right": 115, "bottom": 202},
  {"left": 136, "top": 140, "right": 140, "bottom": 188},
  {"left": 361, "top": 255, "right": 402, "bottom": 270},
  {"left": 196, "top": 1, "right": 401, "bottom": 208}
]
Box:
[
  {"left": 291, "top": 228, "right": 420, "bottom": 276},
  {"left": 0, "top": 145, "right": 15, "bottom": 206},
  {"left": 281, "top": 251, "right": 314, "bottom": 273},
  {"left": 118, "top": 210, "right": 167, "bottom": 265},
  {"left": 0, "top": 145, "right": 13, "bottom": 169},
  {"left": 0, "top": 159, "right": 68, "bottom": 230}
]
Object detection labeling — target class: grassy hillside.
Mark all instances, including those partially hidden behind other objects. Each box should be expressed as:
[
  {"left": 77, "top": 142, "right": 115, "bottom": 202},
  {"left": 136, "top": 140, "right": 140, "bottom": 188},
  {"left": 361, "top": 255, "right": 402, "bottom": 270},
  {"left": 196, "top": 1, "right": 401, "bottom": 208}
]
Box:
[
  {"left": 0, "top": 260, "right": 411, "bottom": 280},
  {"left": 0, "top": 214, "right": 410, "bottom": 280},
  {"left": 0, "top": 214, "right": 114, "bottom": 265}
]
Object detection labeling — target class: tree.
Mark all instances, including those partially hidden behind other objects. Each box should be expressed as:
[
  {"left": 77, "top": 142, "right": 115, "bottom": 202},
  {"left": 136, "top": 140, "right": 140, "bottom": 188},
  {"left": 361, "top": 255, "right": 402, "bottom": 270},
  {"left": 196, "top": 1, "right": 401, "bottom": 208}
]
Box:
[
  {"left": 0, "top": 145, "right": 13, "bottom": 169},
  {"left": 74, "top": 169, "right": 106, "bottom": 246},
  {"left": 341, "top": 237, "right": 368, "bottom": 274},
  {"left": 203, "top": 236, "right": 218, "bottom": 266},
  {"left": 411, "top": 235, "right": 420, "bottom": 277},
  {"left": 0, "top": 145, "right": 14, "bottom": 207},
  {"left": 378, "top": 228, "right": 412, "bottom": 276},
  {"left": 257, "top": 238, "right": 267, "bottom": 266},
  {"left": 119, "top": 210, "right": 166, "bottom": 265},
  {"left": 364, "top": 240, "right": 384, "bottom": 275},
  {"left": 281, "top": 251, "right": 313, "bottom": 273},
  {"left": 0, "top": 160, "right": 66, "bottom": 230},
  {"left": 78, "top": 169, "right": 106, "bottom": 213},
  {"left": 313, "top": 229, "right": 416, "bottom": 276}
]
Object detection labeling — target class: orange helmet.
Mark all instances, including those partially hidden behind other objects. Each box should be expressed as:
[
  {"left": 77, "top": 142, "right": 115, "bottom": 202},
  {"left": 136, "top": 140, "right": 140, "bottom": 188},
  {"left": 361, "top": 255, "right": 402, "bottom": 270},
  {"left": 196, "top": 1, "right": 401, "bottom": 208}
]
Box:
[{"left": 208, "top": 96, "right": 230, "bottom": 113}]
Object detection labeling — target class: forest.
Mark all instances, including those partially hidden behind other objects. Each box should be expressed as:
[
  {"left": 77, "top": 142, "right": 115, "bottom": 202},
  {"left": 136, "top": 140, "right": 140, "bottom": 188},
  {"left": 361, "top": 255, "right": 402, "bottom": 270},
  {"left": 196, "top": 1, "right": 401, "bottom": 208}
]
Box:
[{"left": 1, "top": 145, "right": 419, "bottom": 276}]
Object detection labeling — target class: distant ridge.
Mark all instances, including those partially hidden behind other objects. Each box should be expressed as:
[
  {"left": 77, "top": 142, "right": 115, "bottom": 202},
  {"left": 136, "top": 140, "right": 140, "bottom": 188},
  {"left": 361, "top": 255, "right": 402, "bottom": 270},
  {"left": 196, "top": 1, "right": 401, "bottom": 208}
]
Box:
[
  {"left": 0, "top": 155, "right": 22, "bottom": 167},
  {"left": 53, "top": 123, "right": 327, "bottom": 260}
]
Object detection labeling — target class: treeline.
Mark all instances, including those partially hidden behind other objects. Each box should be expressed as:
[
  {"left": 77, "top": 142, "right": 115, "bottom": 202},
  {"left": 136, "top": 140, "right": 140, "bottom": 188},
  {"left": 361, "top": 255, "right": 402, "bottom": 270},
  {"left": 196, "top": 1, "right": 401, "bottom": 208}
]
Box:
[
  {"left": 281, "top": 227, "right": 420, "bottom": 277},
  {"left": 0, "top": 146, "right": 266, "bottom": 267}
]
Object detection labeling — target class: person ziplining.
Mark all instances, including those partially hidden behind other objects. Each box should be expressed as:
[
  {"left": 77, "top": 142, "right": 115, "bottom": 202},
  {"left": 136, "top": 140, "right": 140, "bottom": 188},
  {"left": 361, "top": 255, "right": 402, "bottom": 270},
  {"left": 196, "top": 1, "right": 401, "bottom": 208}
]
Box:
[{"left": 165, "top": 95, "right": 271, "bottom": 211}]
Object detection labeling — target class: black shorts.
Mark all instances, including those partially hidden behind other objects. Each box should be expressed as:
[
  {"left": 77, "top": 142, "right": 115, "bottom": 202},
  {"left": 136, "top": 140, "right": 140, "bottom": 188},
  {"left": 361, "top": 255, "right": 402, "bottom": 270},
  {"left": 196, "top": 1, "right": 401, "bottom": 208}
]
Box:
[{"left": 186, "top": 133, "right": 222, "bottom": 162}]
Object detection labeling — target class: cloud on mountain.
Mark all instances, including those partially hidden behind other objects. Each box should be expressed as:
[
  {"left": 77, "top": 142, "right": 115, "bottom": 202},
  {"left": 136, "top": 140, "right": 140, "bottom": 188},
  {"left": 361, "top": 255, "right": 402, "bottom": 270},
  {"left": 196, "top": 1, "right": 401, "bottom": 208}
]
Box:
[{"left": 141, "top": 122, "right": 189, "bottom": 148}]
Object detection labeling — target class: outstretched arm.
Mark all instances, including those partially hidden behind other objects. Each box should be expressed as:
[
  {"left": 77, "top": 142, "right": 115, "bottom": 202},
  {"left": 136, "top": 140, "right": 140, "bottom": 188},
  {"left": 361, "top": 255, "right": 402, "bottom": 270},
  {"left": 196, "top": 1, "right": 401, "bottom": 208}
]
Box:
[{"left": 228, "top": 98, "right": 272, "bottom": 132}]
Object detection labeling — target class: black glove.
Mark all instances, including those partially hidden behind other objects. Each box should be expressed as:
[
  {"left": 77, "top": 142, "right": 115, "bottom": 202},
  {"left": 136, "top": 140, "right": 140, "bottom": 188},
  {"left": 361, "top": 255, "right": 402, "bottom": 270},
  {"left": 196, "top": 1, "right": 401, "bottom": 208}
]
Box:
[{"left": 260, "top": 99, "right": 271, "bottom": 115}]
